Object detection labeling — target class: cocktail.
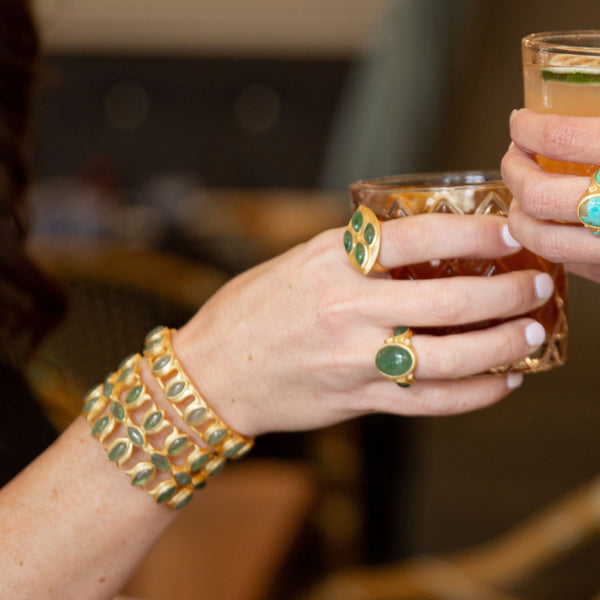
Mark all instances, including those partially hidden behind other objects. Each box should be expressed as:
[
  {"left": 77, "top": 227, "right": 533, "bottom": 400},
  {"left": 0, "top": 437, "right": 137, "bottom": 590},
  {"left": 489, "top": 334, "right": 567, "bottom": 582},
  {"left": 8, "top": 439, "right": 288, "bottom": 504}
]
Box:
[
  {"left": 522, "top": 30, "right": 600, "bottom": 175},
  {"left": 349, "top": 171, "right": 568, "bottom": 374}
]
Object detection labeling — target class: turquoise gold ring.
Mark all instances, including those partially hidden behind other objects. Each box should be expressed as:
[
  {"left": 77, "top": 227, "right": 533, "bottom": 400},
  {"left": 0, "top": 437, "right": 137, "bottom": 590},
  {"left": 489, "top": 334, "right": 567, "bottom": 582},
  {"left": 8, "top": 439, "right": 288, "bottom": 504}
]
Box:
[
  {"left": 344, "top": 206, "right": 388, "bottom": 275},
  {"left": 375, "top": 326, "right": 417, "bottom": 387},
  {"left": 577, "top": 169, "right": 600, "bottom": 236}
]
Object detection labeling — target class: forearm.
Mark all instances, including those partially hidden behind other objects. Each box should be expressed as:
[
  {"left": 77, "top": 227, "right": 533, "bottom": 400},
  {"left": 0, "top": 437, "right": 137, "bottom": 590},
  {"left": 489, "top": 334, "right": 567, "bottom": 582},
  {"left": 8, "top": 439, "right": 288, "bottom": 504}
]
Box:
[{"left": 0, "top": 411, "right": 177, "bottom": 600}]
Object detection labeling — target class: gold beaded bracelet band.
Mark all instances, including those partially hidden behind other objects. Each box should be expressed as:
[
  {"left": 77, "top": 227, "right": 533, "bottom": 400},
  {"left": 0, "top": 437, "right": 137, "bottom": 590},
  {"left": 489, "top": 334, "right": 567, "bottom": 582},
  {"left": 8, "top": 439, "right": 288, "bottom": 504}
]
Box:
[
  {"left": 83, "top": 353, "right": 226, "bottom": 509},
  {"left": 143, "top": 326, "right": 254, "bottom": 460}
]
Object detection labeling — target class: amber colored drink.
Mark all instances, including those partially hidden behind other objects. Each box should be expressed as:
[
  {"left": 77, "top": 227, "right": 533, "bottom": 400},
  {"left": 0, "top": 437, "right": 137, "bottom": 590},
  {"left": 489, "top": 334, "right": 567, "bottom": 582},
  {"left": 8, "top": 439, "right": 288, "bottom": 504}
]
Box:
[
  {"left": 349, "top": 172, "right": 568, "bottom": 374},
  {"left": 522, "top": 31, "right": 600, "bottom": 175}
]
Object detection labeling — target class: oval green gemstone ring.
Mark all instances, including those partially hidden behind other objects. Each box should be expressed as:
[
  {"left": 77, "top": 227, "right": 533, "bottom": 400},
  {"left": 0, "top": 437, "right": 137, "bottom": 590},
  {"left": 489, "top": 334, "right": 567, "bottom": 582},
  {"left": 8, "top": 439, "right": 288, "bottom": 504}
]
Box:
[
  {"left": 577, "top": 169, "right": 600, "bottom": 237},
  {"left": 344, "top": 205, "right": 388, "bottom": 275},
  {"left": 375, "top": 326, "right": 417, "bottom": 387}
]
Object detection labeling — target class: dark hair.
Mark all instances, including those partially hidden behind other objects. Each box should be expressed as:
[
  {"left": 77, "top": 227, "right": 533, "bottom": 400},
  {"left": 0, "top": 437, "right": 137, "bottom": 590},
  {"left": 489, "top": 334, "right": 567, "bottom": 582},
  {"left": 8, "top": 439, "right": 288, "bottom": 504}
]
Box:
[{"left": 0, "top": 0, "right": 65, "bottom": 366}]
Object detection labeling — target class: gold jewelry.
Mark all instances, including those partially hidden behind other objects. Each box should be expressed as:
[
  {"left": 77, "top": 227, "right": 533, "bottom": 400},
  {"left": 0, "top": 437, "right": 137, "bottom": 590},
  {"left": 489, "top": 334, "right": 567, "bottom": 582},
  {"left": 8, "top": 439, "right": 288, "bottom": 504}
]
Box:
[
  {"left": 577, "top": 169, "right": 600, "bottom": 236},
  {"left": 143, "top": 327, "right": 254, "bottom": 459},
  {"left": 344, "top": 205, "right": 388, "bottom": 275},
  {"left": 83, "top": 353, "right": 224, "bottom": 509},
  {"left": 374, "top": 326, "right": 417, "bottom": 387}
]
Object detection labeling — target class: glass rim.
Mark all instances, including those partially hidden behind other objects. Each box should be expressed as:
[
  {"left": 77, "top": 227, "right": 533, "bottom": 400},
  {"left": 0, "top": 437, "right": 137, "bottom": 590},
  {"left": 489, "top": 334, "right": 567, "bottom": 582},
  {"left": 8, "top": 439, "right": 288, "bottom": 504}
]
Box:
[
  {"left": 349, "top": 170, "right": 505, "bottom": 193},
  {"left": 522, "top": 30, "right": 600, "bottom": 54}
]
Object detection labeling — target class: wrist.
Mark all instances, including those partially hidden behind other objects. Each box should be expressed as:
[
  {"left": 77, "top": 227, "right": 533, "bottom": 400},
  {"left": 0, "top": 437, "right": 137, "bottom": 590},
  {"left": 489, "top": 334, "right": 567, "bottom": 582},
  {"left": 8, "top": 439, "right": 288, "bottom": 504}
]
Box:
[{"left": 172, "top": 323, "right": 263, "bottom": 438}]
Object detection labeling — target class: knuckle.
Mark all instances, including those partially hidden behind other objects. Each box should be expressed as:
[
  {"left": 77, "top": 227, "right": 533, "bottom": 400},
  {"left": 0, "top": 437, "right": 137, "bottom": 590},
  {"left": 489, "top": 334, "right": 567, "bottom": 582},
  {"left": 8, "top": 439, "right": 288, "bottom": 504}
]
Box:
[
  {"left": 502, "top": 273, "right": 530, "bottom": 312},
  {"left": 498, "top": 325, "right": 527, "bottom": 362},
  {"left": 431, "top": 283, "right": 467, "bottom": 323},
  {"left": 392, "top": 218, "right": 434, "bottom": 263},
  {"left": 426, "top": 338, "right": 462, "bottom": 379},
  {"left": 520, "top": 176, "right": 554, "bottom": 217},
  {"left": 315, "top": 292, "right": 354, "bottom": 335},
  {"left": 543, "top": 120, "right": 583, "bottom": 157},
  {"left": 532, "top": 229, "right": 570, "bottom": 263}
]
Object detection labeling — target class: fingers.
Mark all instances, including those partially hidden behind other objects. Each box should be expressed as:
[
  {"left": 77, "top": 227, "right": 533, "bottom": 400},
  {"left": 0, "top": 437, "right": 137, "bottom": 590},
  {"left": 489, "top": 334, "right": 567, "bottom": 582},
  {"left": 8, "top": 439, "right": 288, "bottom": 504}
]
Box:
[
  {"left": 501, "top": 142, "right": 588, "bottom": 223},
  {"left": 509, "top": 108, "right": 600, "bottom": 165},
  {"left": 377, "top": 213, "right": 522, "bottom": 270},
  {"left": 411, "top": 317, "right": 544, "bottom": 379},
  {"left": 356, "top": 318, "right": 542, "bottom": 417},
  {"left": 502, "top": 110, "right": 600, "bottom": 266},
  {"left": 367, "top": 372, "right": 522, "bottom": 417},
  {"left": 508, "top": 201, "right": 600, "bottom": 265},
  {"left": 364, "top": 268, "right": 554, "bottom": 328},
  {"left": 565, "top": 262, "right": 600, "bottom": 283}
]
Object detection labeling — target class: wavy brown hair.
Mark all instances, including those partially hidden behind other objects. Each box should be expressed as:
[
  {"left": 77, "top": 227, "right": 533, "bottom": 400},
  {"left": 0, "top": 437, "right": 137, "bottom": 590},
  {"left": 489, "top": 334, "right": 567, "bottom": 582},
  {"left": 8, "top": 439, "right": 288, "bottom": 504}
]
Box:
[{"left": 0, "top": 0, "right": 65, "bottom": 366}]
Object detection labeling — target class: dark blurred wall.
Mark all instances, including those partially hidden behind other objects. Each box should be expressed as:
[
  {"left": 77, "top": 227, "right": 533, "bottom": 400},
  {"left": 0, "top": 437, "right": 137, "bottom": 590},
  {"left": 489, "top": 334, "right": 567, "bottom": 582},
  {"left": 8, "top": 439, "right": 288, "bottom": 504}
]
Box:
[
  {"left": 431, "top": 0, "right": 600, "bottom": 172},
  {"left": 34, "top": 56, "right": 349, "bottom": 189}
]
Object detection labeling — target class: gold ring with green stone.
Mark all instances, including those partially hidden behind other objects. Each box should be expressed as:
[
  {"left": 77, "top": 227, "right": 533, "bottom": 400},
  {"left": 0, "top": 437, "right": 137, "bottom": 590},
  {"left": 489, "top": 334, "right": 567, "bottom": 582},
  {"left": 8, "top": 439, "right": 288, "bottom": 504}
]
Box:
[
  {"left": 344, "top": 206, "right": 388, "bottom": 275},
  {"left": 375, "top": 326, "right": 417, "bottom": 387},
  {"left": 577, "top": 169, "right": 600, "bottom": 236}
]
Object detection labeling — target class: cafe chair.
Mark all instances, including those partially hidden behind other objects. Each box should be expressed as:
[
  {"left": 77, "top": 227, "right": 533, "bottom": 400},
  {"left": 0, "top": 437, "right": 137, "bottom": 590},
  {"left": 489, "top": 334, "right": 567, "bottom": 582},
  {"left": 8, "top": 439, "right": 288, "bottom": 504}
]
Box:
[
  {"left": 304, "top": 474, "right": 600, "bottom": 600},
  {"left": 26, "top": 235, "right": 229, "bottom": 427}
]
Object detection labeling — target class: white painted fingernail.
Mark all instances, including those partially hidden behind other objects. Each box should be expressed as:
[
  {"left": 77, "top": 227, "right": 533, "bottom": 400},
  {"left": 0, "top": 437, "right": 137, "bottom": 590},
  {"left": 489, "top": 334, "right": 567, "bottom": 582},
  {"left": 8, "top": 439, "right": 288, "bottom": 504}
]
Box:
[
  {"left": 535, "top": 273, "right": 554, "bottom": 299},
  {"left": 501, "top": 224, "right": 521, "bottom": 248},
  {"left": 507, "top": 372, "right": 524, "bottom": 389},
  {"left": 525, "top": 321, "right": 546, "bottom": 347}
]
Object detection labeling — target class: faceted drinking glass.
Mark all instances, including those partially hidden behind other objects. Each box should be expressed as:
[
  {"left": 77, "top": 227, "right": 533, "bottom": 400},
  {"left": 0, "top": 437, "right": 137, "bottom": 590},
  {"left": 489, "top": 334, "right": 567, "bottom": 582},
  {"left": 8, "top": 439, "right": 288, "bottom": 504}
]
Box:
[{"left": 349, "top": 171, "right": 568, "bottom": 374}]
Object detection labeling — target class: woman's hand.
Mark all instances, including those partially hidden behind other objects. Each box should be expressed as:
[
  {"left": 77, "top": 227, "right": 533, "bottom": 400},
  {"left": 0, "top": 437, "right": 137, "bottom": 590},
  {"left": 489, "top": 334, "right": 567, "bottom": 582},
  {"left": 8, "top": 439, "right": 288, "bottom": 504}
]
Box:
[
  {"left": 501, "top": 108, "right": 600, "bottom": 282},
  {"left": 174, "top": 213, "right": 553, "bottom": 436}
]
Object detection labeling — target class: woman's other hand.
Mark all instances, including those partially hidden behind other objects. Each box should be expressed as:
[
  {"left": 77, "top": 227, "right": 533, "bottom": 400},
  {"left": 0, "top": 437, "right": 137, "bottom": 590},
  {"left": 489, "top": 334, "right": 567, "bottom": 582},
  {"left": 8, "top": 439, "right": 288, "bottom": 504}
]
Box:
[{"left": 502, "top": 108, "right": 600, "bottom": 282}]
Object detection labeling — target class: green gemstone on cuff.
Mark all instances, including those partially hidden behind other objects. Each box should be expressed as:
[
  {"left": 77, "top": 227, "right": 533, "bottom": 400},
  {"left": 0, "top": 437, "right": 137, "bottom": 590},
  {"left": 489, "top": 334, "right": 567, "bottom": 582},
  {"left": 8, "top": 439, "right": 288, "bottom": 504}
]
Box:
[
  {"left": 167, "top": 436, "right": 189, "bottom": 456},
  {"left": 117, "top": 366, "right": 134, "bottom": 382},
  {"left": 82, "top": 396, "right": 99, "bottom": 413},
  {"left": 151, "top": 453, "right": 170, "bottom": 471},
  {"left": 127, "top": 426, "right": 145, "bottom": 447},
  {"left": 393, "top": 326, "right": 409, "bottom": 336},
  {"left": 186, "top": 407, "right": 207, "bottom": 425},
  {"left": 143, "top": 411, "right": 164, "bottom": 431},
  {"left": 223, "top": 442, "right": 245, "bottom": 459},
  {"left": 108, "top": 440, "right": 129, "bottom": 462},
  {"left": 83, "top": 384, "right": 102, "bottom": 402},
  {"left": 110, "top": 401, "right": 125, "bottom": 421},
  {"left": 205, "top": 428, "right": 227, "bottom": 445},
  {"left": 91, "top": 416, "right": 110, "bottom": 436},
  {"left": 174, "top": 493, "right": 193, "bottom": 510},
  {"left": 166, "top": 381, "right": 186, "bottom": 398},
  {"left": 132, "top": 467, "right": 154, "bottom": 487},
  {"left": 145, "top": 325, "right": 165, "bottom": 342},
  {"left": 156, "top": 485, "right": 177, "bottom": 503},
  {"left": 190, "top": 453, "right": 210, "bottom": 473},
  {"left": 174, "top": 472, "right": 192, "bottom": 486},
  {"left": 125, "top": 385, "right": 144, "bottom": 405},
  {"left": 118, "top": 353, "right": 136, "bottom": 369},
  {"left": 207, "top": 459, "right": 226, "bottom": 477},
  {"left": 152, "top": 354, "right": 171, "bottom": 372},
  {"left": 143, "top": 337, "right": 162, "bottom": 352},
  {"left": 103, "top": 382, "right": 114, "bottom": 397},
  {"left": 375, "top": 344, "right": 414, "bottom": 378},
  {"left": 364, "top": 223, "right": 376, "bottom": 245}
]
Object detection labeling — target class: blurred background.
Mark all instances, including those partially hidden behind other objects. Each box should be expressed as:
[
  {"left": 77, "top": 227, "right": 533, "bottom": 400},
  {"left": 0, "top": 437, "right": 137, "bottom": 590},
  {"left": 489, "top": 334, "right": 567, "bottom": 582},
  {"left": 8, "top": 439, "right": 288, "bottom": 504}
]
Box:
[{"left": 27, "top": 1, "right": 600, "bottom": 599}]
